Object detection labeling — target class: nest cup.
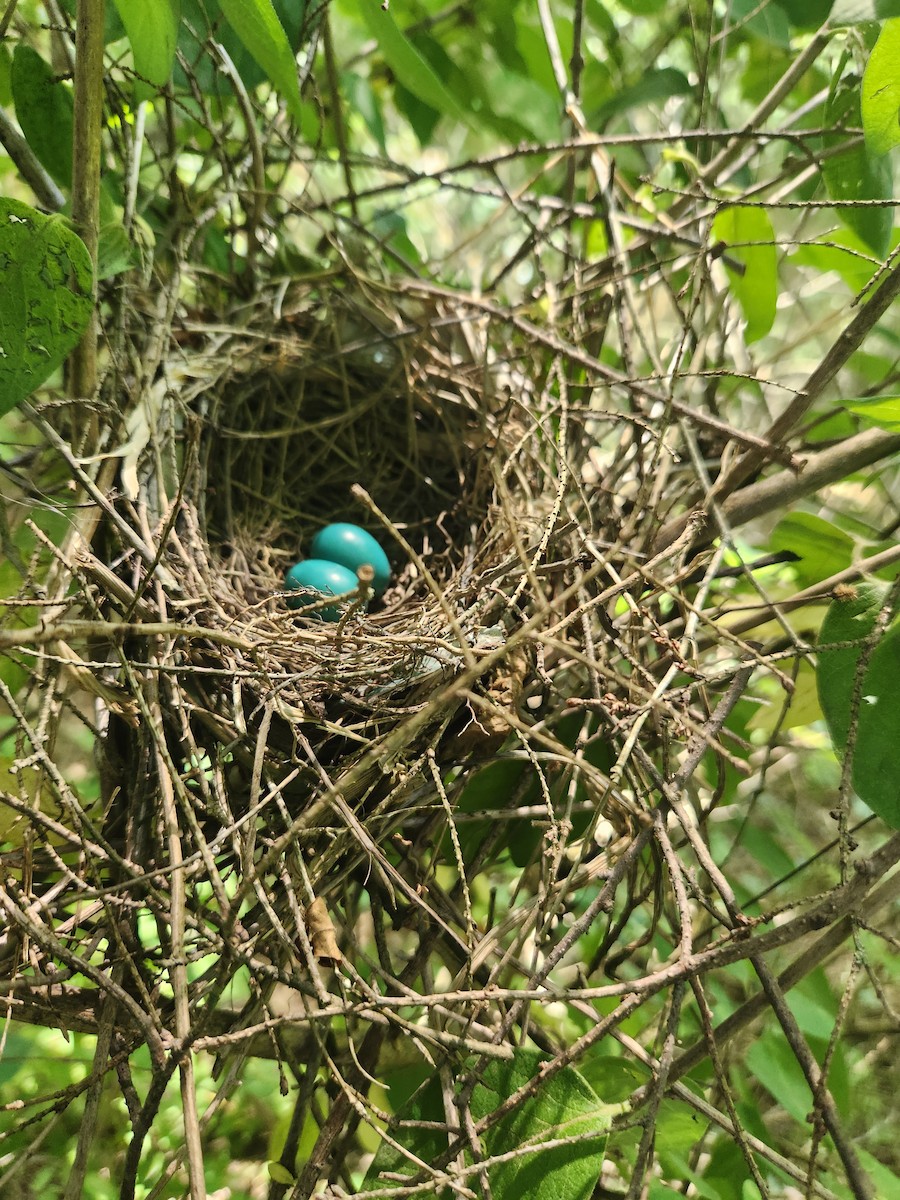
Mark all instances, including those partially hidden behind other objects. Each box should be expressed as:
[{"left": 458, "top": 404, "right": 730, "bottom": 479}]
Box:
[
  {"left": 200, "top": 286, "right": 497, "bottom": 564},
  {"left": 149, "top": 276, "right": 565, "bottom": 841},
  {"left": 0, "top": 264, "right": 655, "bottom": 1087}
]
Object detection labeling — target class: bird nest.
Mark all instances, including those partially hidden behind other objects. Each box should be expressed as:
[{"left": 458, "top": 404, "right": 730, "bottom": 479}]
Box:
[{"left": 1, "top": 261, "right": 703, "bottom": 1103}]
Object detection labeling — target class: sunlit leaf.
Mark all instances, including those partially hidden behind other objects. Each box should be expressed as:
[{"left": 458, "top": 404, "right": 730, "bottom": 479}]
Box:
[
  {"left": 823, "top": 80, "right": 893, "bottom": 258},
  {"left": 363, "top": 1048, "right": 623, "bottom": 1200},
  {"left": 358, "top": 2, "right": 470, "bottom": 128},
  {"left": 112, "top": 0, "right": 181, "bottom": 92},
  {"left": 769, "top": 512, "right": 854, "bottom": 587},
  {"left": 844, "top": 395, "right": 900, "bottom": 429},
  {"left": 713, "top": 206, "right": 778, "bottom": 341},
  {"left": 862, "top": 19, "right": 900, "bottom": 155},
  {"left": 218, "top": 0, "right": 304, "bottom": 121},
  {"left": 791, "top": 230, "right": 884, "bottom": 293}
]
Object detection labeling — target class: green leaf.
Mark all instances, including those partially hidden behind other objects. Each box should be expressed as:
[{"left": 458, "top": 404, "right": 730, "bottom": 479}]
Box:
[
  {"left": 484, "top": 68, "right": 563, "bottom": 142},
  {"left": 847, "top": 619, "right": 900, "bottom": 826},
  {"left": 97, "top": 220, "right": 136, "bottom": 281},
  {"left": 475, "top": 1051, "right": 619, "bottom": 1200},
  {"left": 817, "top": 582, "right": 889, "bottom": 751},
  {"left": 749, "top": 1026, "right": 850, "bottom": 1122},
  {"left": 0, "top": 44, "right": 12, "bottom": 107},
  {"left": 0, "top": 199, "right": 94, "bottom": 416},
  {"left": 862, "top": 19, "right": 900, "bottom": 155},
  {"left": 823, "top": 80, "right": 894, "bottom": 257},
  {"left": 830, "top": 0, "right": 900, "bottom": 24},
  {"left": 266, "top": 1161, "right": 295, "bottom": 1185},
  {"left": 11, "top": 45, "right": 74, "bottom": 189},
  {"left": 844, "top": 395, "right": 900, "bottom": 429},
  {"left": 817, "top": 581, "right": 900, "bottom": 827},
  {"left": 112, "top": 0, "right": 180, "bottom": 92},
  {"left": 618, "top": 0, "right": 667, "bottom": 12},
  {"left": 358, "top": 3, "right": 471, "bottom": 129},
  {"left": 856, "top": 1149, "right": 900, "bottom": 1198},
  {"left": 59, "top": 0, "right": 126, "bottom": 42},
  {"left": 713, "top": 206, "right": 777, "bottom": 342},
  {"left": 343, "top": 71, "right": 387, "bottom": 154},
  {"left": 176, "top": 0, "right": 307, "bottom": 97},
  {"left": 363, "top": 1048, "right": 623, "bottom": 1199},
  {"left": 730, "top": 0, "right": 791, "bottom": 46},
  {"left": 776, "top": 0, "right": 833, "bottom": 28},
  {"left": 217, "top": 0, "right": 304, "bottom": 122},
  {"left": 769, "top": 512, "right": 854, "bottom": 588},
  {"left": 593, "top": 67, "right": 691, "bottom": 126},
  {"left": 578, "top": 1055, "right": 649, "bottom": 1103},
  {"left": 791, "top": 230, "right": 884, "bottom": 293}
]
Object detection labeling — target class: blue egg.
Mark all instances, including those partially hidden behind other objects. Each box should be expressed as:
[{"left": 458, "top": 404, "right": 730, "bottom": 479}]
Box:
[
  {"left": 284, "top": 559, "right": 361, "bottom": 621},
  {"left": 310, "top": 523, "right": 391, "bottom": 597}
]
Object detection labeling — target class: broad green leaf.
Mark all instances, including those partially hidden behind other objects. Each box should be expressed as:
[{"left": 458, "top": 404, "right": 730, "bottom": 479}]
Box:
[
  {"left": 370, "top": 210, "right": 423, "bottom": 270},
  {"left": 343, "top": 71, "right": 387, "bottom": 154},
  {"left": 456, "top": 757, "right": 538, "bottom": 863},
  {"left": 0, "top": 44, "right": 12, "bottom": 107},
  {"left": 267, "top": 1162, "right": 295, "bottom": 1185},
  {"left": 218, "top": 0, "right": 304, "bottom": 122},
  {"left": 363, "top": 1048, "right": 623, "bottom": 1200},
  {"left": 776, "top": 0, "right": 833, "bottom": 28},
  {"left": 731, "top": 0, "right": 791, "bottom": 46},
  {"left": 594, "top": 68, "right": 691, "bottom": 126},
  {"left": 791, "top": 230, "right": 883, "bottom": 293},
  {"left": 97, "top": 221, "right": 135, "bottom": 281},
  {"left": 817, "top": 581, "right": 889, "bottom": 751},
  {"left": 823, "top": 83, "right": 893, "bottom": 258},
  {"left": 713, "top": 206, "right": 777, "bottom": 342},
  {"left": 745, "top": 1033, "right": 811, "bottom": 1123},
  {"left": 747, "top": 660, "right": 823, "bottom": 734},
  {"left": 0, "top": 1027, "right": 29, "bottom": 1088},
  {"left": 358, "top": 3, "right": 470, "bottom": 128},
  {"left": 484, "top": 69, "right": 563, "bottom": 142},
  {"left": 11, "top": 45, "right": 74, "bottom": 189},
  {"left": 862, "top": 19, "right": 900, "bottom": 155},
  {"left": 789, "top": 971, "right": 839, "bottom": 1040},
  {"left": 112, "top": 0, "right": 180, "bottom": 92},
  {"left": 0, "top": 199, "right": 93, "bottom": 416},
  {"left": 176, "top": 0, "right": 307, "bottom": 96},
  {"left": 474, "top": 1051, "right": 620, "bottom": 1200},
  {"left": 830, "top": 0, "right": 900, "bottom": 24},
  {"left": 844, "top": 395, "right": 900, "bottom": 429},
  {"left": 748, "top": 1028, "right": 850, "bottom": 1123},
  {"left": 769, "top": 512, "right": 854, "bottom": 587},
  {"left": 848, "top": 619, "right": 900, "bottom": 826},
  {"left": 817, "top": 581, "right": 900, "bottom": 827},
  {"left": 578, "top": 1055, "right": 648, "bottom": 1103},
  {"left": 856, "top": 1149, "right": 900, "bottom": 1198}
]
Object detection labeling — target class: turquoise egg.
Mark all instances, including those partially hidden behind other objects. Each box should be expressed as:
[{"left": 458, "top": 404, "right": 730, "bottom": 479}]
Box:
[
  {"left": 310, "top": 523, "right": 391, "bottom": 597},
  {"left": 284, "top": 559, "right": 361, "bottom": 621}
]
